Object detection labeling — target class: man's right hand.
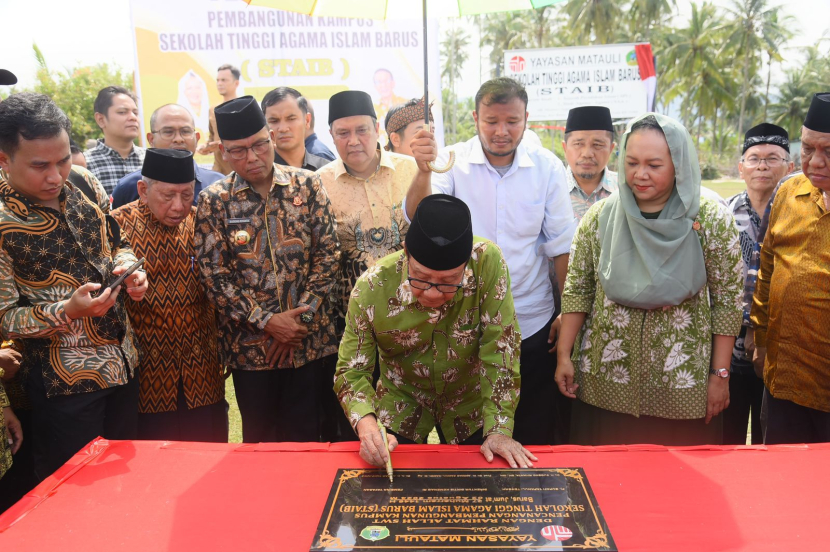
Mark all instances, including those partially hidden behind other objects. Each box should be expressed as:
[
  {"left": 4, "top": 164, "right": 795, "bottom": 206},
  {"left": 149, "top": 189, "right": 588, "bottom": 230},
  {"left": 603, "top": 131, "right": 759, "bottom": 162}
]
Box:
[
  {"left": 263, "top": 305, "right": 310, "bottom": 346},
  {"left": 410, "top": 128, "right": 437, "bottom": 173},
  {"left": 356, "top": 414, "right": 398, "bottom": 467},
  {"left": 64, "top": 283, "right": 120, "bottom": 320}
]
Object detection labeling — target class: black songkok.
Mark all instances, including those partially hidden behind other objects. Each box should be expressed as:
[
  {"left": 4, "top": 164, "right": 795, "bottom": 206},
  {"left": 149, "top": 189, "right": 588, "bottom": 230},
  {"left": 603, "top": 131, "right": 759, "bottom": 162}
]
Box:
[
  {"left": 407, "top": 194, "right": 473, "bottom": 271},
  {"left": 742, "top": 123, "right": 789, "bottom": 155},
  {"left": 804, "top": 93, "right": 830, "bottom": 133},
  {"left": 142, "top": 149, "right": 195, "bottom": 184},
  {"left": 565, "top": 106, "right": 614, "bottom": 133},
  {"left": 328, "top": 90, "right": 376, "bottom": 125},
  {"left": 0, "top": 69, "right": 16, "bottom": 86},
  {"left": 215, "top": 96, "right": 267, "bottom": 140}
]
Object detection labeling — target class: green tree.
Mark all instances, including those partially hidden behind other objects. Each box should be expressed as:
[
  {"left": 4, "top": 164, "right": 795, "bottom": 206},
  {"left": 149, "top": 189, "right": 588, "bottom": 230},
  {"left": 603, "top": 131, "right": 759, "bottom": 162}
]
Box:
[
  {"left": 563, "top": 0, "right": 623, "bottom": 45},
  {"left": 629, "top": 0, "right": 677, "bottom": 42},
  {"left": 441, "top": 22, "right": 470, "bottom": 141},
  {"left": 721, "top": 0, "right": 793, "bottom": 138},
  {"left": 481, "top": 12, "right": 533, "bottom": 77},
  {"left": 770, "top": 66, "right": 813, "bottom": 137},
  {"left": 29, "top": 43, "right": 133, "bottom": 145}
]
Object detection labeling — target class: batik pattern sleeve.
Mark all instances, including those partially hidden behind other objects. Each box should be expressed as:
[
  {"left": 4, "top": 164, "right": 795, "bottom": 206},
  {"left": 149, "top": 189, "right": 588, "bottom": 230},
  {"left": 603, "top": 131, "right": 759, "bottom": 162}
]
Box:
[
  {"left": 561, "top": 200, "right": 601, "bottom": 314},
  {"left": 194, "top": 188, "right": 274, "bottom": 330},
  {"left": 476, "top": 244, "right": 522, "bottom": 438},
  {"left": 334, "top": 289, "right": 380, "bottom": 431},
  {"left": 0, "top": 385, "right": 11, "bottom": 480},
  {"left": 699, "top": 199, "right": 744, "bottom": 336},
  {"left": 0, "top": 246, "right": 72, "bottom": 339},
  {"left": 299, "top": 174, "right": 341, "bottom": 309}
]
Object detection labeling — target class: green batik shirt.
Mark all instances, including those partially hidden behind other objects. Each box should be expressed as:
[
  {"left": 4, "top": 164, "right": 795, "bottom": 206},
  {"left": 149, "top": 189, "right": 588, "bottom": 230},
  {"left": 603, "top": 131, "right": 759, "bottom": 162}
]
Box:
[
  {"left": 562, "top": 197, "right": 743, "bottom": 419},
  {"left": 334, "top": 239, "right": 522, "bottom": 444}
]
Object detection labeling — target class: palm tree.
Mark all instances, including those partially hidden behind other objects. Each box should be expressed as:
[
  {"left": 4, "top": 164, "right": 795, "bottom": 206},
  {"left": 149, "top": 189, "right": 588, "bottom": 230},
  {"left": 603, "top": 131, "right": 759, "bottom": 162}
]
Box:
[
  {"left": 771, "top": 67, "right": 813, "bottom": 137},
  {"left": 563, "top": 0, "right": 622, "bottom": 45},
  {"left": 659, "top": 3, "right": 726, "bottom": 128},
  {"left": 760, "top": 11, "right": 794, "bottom": 120},
  {"left": 629, "top": 0, "right": 677, "bottom": 42},
  {"left": 481, "top": 12, "right": 532, "bottom": 77},
  {"left": 440, "top": 23, "right": 470, "bottom": 140},
  {"left": 721, "top": 0, "right": 793, "bottom": 138}
]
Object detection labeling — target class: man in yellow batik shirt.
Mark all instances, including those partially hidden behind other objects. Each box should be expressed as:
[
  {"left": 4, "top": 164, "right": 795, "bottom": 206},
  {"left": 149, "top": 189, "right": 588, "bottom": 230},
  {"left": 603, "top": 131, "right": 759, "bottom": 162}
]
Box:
[{"left": 751, "top": 92, "right": 830, "bottom": 444}]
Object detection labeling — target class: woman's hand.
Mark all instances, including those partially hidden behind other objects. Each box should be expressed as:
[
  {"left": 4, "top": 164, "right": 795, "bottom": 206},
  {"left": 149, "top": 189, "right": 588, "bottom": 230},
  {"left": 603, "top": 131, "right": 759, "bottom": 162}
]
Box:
[
  {"left": 555, "top": 356, "right": 579, "bottom": 399},
  {"left": 705, "top": 375, "right": 730, "bottom": 424}
]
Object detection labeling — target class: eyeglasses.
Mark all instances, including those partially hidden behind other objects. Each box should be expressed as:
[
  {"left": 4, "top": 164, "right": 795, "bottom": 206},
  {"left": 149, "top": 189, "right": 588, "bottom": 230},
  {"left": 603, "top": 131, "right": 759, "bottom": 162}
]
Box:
[
  {"left": 151, "top": 127, "right": 195, "bottom": 139},
  {"left": 407, "top": 277, "right": 463, "bottom": 294},
  {"left": 742, "top": 156, "right": 787, "bottom": 169},
  {"left": 224, "top": 139, "right": 272, "bottom": 160}
]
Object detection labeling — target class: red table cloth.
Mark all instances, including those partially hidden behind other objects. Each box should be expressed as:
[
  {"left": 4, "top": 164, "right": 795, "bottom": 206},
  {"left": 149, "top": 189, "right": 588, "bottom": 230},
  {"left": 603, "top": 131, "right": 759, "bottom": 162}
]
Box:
[{"left": 1, "top": 439, "right": 827, "bottom": 551}]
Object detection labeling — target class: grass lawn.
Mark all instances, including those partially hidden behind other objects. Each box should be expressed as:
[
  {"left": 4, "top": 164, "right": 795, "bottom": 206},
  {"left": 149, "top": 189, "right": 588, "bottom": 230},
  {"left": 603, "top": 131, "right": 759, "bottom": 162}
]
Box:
[
  {"left": 703, "top": 179, "right": 745, "bottom": 199},
  {"left": 224, "top": 177, "right": 750, "bottom": 445}
]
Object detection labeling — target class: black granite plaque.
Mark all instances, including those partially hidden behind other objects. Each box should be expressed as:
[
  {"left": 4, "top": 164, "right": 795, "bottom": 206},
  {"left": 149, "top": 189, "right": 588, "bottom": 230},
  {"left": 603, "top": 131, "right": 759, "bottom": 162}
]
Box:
[{"left": 310, "top": 468, "right": 616, "bottom": 551}]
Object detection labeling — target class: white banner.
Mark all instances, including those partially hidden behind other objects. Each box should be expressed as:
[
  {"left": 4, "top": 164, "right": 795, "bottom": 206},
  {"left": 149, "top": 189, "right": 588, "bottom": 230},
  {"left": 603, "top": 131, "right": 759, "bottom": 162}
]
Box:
[
  {"left": 504, "top": 44, "right": 655, "bottom": 122},
  {"left": 129, "top": 0, "right": 444, "bottom": 155}
]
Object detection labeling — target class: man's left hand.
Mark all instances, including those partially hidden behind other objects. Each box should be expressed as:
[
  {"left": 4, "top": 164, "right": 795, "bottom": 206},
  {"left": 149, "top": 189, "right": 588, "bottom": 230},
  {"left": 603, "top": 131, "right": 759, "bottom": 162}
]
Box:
[
  {"left": 0, "top": 348, "right": 22, "bottom": 381},
  {"left": 114, "top": 266, "right": 148, "bottom": 302},
  {"left": 265, "top": 339, "right": 295, "bottom": 368},
  {"left": 705, "top": 375, "right": 730, "bottom": 424},
  {"left": 3, "top": 406, "right": 23, "bottom": 454},
  {"left": 480, "top": 434, "right": 537, "bottom": 468},
  {"left": 548, "top": 315, "right": 561, "bottom": 353}
]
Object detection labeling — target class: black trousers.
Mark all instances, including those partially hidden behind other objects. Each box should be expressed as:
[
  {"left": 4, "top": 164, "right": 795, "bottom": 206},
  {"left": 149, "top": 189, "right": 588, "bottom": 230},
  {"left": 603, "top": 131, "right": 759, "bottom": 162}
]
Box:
[
  {"left": 232, "top": 354, "right": 354, "bottom": 444},
  {"left": 138, "top": 381, "right": 228, "bottom": 443},
  {"left": 512, "top": 318, "right": 569, "bottom": 445},
  {"left": 0, "top": 409, "right": 36, "bottom": 513},
  {"left": 761, "top": 388, "right": 830, "bottom": 445},
  {"left": 722, "top": 371, "right": 764, "bottom": 445},
  {"left": 571, "top": 399, "right": 723, "bottom": 446},
  {"left": 27, "top": 367, "right": 139, "bottom": 482}
]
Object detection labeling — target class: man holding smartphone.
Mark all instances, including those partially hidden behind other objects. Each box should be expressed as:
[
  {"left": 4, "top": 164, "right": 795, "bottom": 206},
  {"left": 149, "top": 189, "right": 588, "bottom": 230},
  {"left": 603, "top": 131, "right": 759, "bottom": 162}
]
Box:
[{"left": 0, "top": 93, "right": 147, "bottom": 481}]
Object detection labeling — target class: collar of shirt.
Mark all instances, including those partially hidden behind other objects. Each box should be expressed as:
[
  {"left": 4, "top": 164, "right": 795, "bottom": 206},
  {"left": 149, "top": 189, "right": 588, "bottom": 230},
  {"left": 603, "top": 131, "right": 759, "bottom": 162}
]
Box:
[
  {"left": 795, "top": 178, "right": 829, "bottom": 213},
  {"left": 274, "top": 149, "right": 326, "bottom": 172},
  {"left": 333, "top": 144, "right": 394, "bottom": 180},
  {"left": 566, "top": 166, "right": 614, "bottom": 195},
  {"left": 230, "top": 164, "right": 292, "bottom": 196},
  {"left": 94, "top": 139, "right": 141, "bottom": 160},
  {"left": 467, "top": 138, "right": 534, "bottom": 177},
  {"left": 0, "top": 178, "right": 77, "bottom": 220}
]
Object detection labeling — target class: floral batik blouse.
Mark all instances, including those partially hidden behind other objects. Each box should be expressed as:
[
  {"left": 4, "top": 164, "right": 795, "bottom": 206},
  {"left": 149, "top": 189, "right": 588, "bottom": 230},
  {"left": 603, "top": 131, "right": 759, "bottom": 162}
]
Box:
[{"left": 562, "top": 197, "right": 743, "bottom": 419}]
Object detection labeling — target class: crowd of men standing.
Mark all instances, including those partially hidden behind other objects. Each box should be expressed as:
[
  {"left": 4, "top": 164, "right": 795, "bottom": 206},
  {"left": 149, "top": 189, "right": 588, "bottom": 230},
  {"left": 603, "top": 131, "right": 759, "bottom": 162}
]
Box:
[{"left": 0, "top": 61, "right": 829, "bottom": 509}]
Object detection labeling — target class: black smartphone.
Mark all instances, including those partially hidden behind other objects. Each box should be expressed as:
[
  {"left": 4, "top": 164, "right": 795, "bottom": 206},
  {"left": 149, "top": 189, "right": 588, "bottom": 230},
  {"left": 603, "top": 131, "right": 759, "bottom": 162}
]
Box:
[{"left": 105, "top": 258, "right": 145, "bottom": 293}]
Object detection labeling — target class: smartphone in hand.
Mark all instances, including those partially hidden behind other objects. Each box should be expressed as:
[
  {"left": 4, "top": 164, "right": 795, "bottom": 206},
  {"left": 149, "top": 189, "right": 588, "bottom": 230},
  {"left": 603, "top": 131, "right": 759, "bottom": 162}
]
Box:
[{"left": 103, "top": 258, "right": 145, "bottom": 294}]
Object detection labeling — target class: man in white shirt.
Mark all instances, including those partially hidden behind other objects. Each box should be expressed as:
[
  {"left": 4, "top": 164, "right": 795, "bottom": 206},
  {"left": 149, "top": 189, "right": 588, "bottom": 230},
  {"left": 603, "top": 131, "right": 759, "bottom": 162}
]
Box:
[{"left": 404, "top": 77, "right": 577, "bottom": 445}]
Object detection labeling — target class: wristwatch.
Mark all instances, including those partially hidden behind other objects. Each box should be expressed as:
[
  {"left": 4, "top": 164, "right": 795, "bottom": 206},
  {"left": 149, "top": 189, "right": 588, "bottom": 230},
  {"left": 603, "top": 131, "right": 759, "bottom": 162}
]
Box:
[
  {"left": 709, "top": 367, "right": 730, "bottom": 379},
  {"left": 300, "top": 311, "right": 314, "bottom": 324}
]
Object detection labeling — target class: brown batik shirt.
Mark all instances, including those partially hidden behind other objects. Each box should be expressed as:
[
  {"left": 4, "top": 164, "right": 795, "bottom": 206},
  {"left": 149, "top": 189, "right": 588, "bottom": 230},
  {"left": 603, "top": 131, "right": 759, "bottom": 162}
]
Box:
[
  {"left": 316, "top": 147, "right": 414, "bottom": 317},
  {"left": 0, "top": 177, "right": 138, "bottom": 397},
  {"left": 194, "top": 164, "right": 341, "bottom": 370},
  {"left": 111, "top": 202, "right": 223, "bottom": 413}
]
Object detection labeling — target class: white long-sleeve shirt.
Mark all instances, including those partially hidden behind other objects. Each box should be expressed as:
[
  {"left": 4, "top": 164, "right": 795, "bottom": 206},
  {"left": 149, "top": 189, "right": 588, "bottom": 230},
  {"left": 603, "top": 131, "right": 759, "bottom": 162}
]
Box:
[{"left": 404, "top": 136, "right": 577, "bottom": 337}]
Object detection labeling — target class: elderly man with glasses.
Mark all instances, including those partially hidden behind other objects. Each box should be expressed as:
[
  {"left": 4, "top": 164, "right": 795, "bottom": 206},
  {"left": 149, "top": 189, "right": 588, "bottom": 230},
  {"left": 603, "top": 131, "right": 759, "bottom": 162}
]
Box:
[
  {"left": 722, "top": 122, "right": 794, "bottom": 445},
  {"left": 112, "top": 104, "right": 225, "bottom": 209},
  {"left": 194, "top": 96, "right": 345, "bottom": 444},
  {"left": 335, "top": 194, "right": 535, "bottom": 469}
]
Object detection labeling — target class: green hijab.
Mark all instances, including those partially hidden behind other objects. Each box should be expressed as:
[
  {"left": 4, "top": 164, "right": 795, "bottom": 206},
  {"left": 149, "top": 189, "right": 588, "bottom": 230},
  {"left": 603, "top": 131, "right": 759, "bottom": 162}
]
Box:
[{"left": 597, "top": 113, "right": 706, "bottom": 310}]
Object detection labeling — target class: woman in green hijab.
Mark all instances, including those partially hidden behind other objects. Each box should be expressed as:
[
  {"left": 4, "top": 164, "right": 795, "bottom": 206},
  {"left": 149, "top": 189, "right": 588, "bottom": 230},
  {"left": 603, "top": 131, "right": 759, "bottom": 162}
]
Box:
[{"left": 554, "top": 114, "right": 743, "bottom": 445}]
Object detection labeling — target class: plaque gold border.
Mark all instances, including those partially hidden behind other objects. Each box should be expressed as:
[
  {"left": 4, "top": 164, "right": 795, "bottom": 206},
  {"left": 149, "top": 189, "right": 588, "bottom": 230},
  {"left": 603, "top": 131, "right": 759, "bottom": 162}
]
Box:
[{"left": 313, "top": 468, "right": 612, "bottom": 550}]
